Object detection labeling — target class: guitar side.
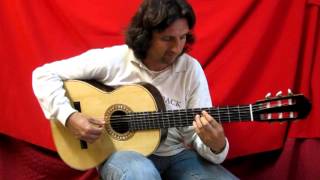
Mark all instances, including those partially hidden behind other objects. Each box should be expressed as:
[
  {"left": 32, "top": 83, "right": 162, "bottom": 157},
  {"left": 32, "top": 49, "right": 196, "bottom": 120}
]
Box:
[{"left": 51, "top": 80, "right": 162, "bottom": 170}]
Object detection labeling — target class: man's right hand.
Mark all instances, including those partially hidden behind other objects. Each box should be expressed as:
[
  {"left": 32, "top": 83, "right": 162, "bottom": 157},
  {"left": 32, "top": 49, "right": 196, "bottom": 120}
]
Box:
[{"left": 66, "top": 112, "right": 105, "bottom": 143}]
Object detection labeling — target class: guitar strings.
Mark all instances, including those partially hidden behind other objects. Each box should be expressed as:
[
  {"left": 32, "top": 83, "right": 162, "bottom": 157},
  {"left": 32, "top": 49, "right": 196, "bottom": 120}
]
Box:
[
  {"left": 107, "top": 104, "right": 265, "bottom": 131},
  {"left": 102, "top": 101, "right": 295, "bottom": 132},
  {"left": 109, "top": 106, "right": 259, "bottom": 123},
  {"left": 110, "top": 101, "right": 292, "bottom": 124},
  {"left": 109, "top": 111, "right": 284, "bottom": 132},
  {"left": 109, "top": 108, "right": 288, "bottom": 132}
]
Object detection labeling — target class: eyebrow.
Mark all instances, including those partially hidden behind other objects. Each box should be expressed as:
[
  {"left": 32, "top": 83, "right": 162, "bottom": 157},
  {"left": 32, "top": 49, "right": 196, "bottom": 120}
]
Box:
[{"left": 160, "top": 32, "right": 189, "bottom": 37}]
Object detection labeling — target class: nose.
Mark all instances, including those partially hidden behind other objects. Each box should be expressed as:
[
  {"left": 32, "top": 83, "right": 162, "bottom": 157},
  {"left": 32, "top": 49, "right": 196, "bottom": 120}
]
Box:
[{"left": 170, "top": 39, "right": 183, "bottom": 54}]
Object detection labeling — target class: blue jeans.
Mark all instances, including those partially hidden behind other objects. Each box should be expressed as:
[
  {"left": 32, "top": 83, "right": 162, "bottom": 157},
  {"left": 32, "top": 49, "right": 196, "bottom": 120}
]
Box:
[{"left": 99, "top": 150, "right": 238, "bottom": 180}]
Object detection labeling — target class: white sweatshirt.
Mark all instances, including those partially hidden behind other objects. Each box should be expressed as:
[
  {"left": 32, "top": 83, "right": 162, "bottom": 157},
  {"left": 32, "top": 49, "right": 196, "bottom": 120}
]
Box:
[{"left": 32, "top": 44, "right": 229, "bottom": 164}]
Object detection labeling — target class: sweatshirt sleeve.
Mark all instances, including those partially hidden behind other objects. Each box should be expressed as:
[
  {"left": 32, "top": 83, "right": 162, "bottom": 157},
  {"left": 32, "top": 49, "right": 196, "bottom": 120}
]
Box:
[
  {"left": 185, "top": 59, "right": 229, "bottom": 164},
  {"left": 32, "top": 48, "right": 114, "bottom": 125}
]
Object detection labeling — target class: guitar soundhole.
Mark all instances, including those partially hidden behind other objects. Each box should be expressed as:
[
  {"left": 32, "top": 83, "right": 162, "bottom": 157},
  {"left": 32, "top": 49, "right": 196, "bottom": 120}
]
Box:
[
  {"left": 110, "top": 111, "right": 129, "bottom": 134},
  {"left": 105, "top": 104, "right": 134, "bottom": 141}
]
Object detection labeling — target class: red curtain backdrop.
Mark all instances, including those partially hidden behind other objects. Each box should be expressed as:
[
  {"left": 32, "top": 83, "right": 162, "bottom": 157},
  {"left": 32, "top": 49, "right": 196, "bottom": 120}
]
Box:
[{"left": 0, "top": 0, "right": 319, "bottom": 159}]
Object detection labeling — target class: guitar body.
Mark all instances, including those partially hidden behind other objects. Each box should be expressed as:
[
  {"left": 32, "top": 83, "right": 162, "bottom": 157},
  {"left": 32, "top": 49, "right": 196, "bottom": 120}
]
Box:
[{"left": 51, "top": 80, "right": 164, "bottom": 170}]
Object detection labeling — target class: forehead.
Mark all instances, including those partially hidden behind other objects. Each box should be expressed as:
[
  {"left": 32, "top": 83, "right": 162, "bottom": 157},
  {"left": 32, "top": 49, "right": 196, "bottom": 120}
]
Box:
[{"left": 157, "top": 18, "right": 190, "bottom": 36}]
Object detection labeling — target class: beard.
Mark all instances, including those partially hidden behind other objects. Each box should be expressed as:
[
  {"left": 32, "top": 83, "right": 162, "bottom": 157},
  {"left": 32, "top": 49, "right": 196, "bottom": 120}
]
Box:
[{"left": 161, "top": 51, "right": 183, "bottom": 65}]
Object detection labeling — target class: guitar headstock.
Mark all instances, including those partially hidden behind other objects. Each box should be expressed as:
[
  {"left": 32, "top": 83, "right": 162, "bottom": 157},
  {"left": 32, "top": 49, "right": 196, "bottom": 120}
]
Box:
[{"left": 253, "top": 91, "right": 311, "bottom": 122}]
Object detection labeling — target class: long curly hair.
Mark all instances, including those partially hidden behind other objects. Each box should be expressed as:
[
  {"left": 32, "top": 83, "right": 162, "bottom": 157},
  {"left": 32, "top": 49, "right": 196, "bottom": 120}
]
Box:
[{"left": 125, "top": 0, "right": 196, "bottom": 60}]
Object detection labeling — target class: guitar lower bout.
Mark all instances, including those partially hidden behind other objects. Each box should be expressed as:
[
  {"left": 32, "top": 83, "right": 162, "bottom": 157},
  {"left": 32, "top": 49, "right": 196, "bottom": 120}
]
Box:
[{"left": 51, "top": 80, "right": 165, "bottom": 170}]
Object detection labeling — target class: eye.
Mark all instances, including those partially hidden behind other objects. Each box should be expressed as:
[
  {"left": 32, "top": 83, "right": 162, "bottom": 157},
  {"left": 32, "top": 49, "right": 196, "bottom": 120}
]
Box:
[
  {"left": 161, "top": 36, "right": 172, "bottom": 41},
  {"left": 180, "top": 34, "right": 187, "bottom": 40}
]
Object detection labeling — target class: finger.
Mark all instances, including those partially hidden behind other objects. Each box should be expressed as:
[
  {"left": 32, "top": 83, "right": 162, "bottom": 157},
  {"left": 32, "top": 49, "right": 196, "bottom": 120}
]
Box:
[
  {"left": 82, "top": 131, "right": 102, "bottom": 143},
  {"left": 202, "top": 111, "right": 219, "bottom": 127},
  {"left": 193, "top": 121, "right": 200, "bottom": 134},
  {"left": 199, "top": 114, "right": 210, "bottom": 126},
  {"left": 200, "top": 115, "right": 216, "bottom": 132},
  {"left": 89, "top": 118, "right": 105, "bottom": 126},
  {"left": 83, "top": 137, "right": 96, "bottom": 144},
  {"left": 88, "top": 126, "right": 104, "bottom": 136},
  {"left": 87, "top": 133, "right": 101, "bottom": 140},
  {"left": 202, "top": 111, "right": 213, "bottom": 122},
  {"left": 194, "top": 114, "right": 203, "bottom": 129}
]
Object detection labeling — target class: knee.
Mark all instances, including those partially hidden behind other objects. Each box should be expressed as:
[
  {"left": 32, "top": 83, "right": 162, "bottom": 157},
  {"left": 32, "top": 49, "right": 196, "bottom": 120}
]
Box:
[{"left": 100, "top": 151, "right": 160, "bottom": 180}]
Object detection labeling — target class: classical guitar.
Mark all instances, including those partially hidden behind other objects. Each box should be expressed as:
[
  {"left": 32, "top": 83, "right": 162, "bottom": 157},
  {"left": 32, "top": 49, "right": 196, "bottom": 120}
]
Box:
[{"left": 50, "top": 80, "right": 311, "bottom": 170}]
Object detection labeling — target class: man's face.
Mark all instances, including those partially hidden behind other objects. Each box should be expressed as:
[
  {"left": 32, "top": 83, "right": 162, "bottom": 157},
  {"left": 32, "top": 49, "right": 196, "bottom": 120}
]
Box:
[{"left": 144, "top": 18, "right": 190, "bottom": 71}]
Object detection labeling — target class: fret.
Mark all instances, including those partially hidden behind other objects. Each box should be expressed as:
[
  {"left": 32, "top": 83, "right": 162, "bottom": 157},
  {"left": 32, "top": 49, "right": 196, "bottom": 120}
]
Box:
[
  {"left": 227, "top": 106, "right": 231, "bottom": 123},
  {"left": 134, "top": 112, "right": 139, "bottom": 130},
  {"left": 159, "top": 111, "right": 163, "bottom": 128},
  {"left": 179, "top": 110, "right": 183, "bottom": 127},
  {"left": 180, "top": 109, "right": 186, "bottom": 127},
  {"left": 185, "top": 109, "right": 192, "bottom": 127},
  {"left": 148, "top": 112, "right": 153, "bottom": 128},
  {"left": 169, "top": 110, "right": 175, "bottom": 127},
  {"left": 175, "top": 110, "right": 178, "bottom": 127},
  {"left": 152, "top": 112, "right": 155, "bottom": 129},
  {"left": 141, "top": 113, "right": 144, "bottom": 129},
  {"left": 144, "top": 112, "right": 149, "bottom": 129},
  {"left": 153, "top": 112, "right": 157, "bottom": 129},
  {"left": 162, "top": 111, "right": 165, "bottom": 128},
  {"left": 140, "top": 112, "right": 145, "bottom": 130},
  {"left": 139, "top": 112, "right": 144, "bottom": 130},
  {"left": 237, "top": 105, "right": 241, "bottom": 121},
  {"left": 228, "top": 106, "right": 237, "bottom": 121},
  {"left": 188, "top": 109, "right": 194, "bottom": 127},
  {"left": 217, "top": 107, "right": 221, "bottom": 123},
  {"left": 150, "top": 113, "right": 154, "bottom": 128},
  {"left": 178, "top": 109, "right": 182, "bottom": 127}
]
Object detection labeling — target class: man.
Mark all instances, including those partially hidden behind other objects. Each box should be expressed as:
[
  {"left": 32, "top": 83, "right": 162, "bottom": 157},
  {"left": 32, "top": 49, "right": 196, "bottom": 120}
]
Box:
[{"left": 32, "top": 0, "right": 238, "bottom": 179}]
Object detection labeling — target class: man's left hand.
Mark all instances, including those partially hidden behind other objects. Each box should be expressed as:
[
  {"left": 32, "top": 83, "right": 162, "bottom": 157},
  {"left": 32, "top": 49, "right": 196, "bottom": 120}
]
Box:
[{"left": 193, "top": 111, "right": 226, "bottom": 153}]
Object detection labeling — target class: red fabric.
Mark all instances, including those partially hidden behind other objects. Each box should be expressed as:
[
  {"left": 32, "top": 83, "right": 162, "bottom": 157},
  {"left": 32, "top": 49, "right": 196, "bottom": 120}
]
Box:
[
  {"left": 0, "top": 0, "right": 319, "bottom": 159},
  {"left": 1, "top": 134, "right": 320, "bottom": 179},
  {"left": 224, "top": 138, "right": 320, "bottom": 179},
  {"left": 0, "top": 134, "right": 99, "bottom": 180},
  {"left": 288, "top": 1, "right": 320, "bottom": 138}
]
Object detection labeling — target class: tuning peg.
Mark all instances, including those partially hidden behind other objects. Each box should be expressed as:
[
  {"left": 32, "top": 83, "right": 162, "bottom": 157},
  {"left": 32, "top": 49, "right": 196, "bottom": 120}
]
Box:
[
  {"left": 276, "top": 91, "right": 283, "bottom": 119},
  {"left": 265, "top": 92, "right": 272, "bottom": 99},
  {"left": 287, "top": 89, "right": 294, "bottom": 118},
  {"left": 264, "top": 92, "right": 272, "bottom": 120},
  {"left": 276, "top": 91, "right": 283, "bottom": 97}
]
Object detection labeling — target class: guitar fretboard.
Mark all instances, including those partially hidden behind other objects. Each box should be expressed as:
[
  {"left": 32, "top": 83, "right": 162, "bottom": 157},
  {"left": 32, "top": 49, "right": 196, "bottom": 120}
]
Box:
[{"left": 110, "top": 105, "right": 261, "bottom": 131}]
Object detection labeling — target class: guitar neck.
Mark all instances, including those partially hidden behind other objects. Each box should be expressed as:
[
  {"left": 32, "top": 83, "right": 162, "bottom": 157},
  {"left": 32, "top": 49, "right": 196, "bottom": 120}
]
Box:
[{"left": 127, "top": 105, "right": 260, "bottom": 131}]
